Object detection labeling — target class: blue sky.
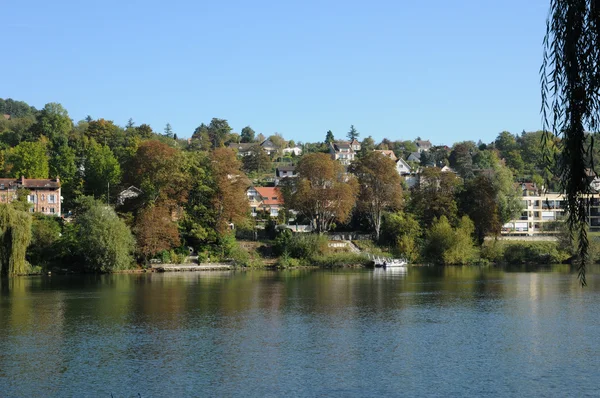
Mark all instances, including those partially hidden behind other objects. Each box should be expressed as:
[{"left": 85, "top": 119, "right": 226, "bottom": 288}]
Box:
[{"left": 4, "top": 0, "right": 549, "bottom": 145}]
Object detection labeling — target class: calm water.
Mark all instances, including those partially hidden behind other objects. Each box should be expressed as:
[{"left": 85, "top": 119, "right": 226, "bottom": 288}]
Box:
[{"left": 1, "top": 266, "right": 600, "bottom": 397}]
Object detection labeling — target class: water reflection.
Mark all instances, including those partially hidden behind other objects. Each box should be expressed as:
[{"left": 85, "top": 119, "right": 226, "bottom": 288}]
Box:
[{"left": 1, "top": 266, "right": 600, "bottom": 396}]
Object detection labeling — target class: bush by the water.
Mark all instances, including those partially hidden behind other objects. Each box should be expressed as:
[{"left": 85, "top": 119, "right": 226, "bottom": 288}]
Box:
[{"left": 481, "top": 240, "right": 569, "bottom": 264}]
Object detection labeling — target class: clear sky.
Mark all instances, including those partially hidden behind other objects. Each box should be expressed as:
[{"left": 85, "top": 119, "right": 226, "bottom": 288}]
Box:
[{"left": 4, "top": 0, "right": 549, "bottom": 146}]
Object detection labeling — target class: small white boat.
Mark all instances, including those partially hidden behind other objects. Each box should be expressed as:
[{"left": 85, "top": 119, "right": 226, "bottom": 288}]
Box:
[{"left": 370, "top": 255, "right": 407, "bottom": 268}]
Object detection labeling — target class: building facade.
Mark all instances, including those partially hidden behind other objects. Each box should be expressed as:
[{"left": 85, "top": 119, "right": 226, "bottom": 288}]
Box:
[{"left": 0, "top": 177, "right": 61, "bottom": 216}]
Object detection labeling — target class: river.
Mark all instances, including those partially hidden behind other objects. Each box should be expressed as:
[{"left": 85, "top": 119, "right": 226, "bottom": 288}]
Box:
[{"left": 1, "top": 265, "right": 599, "bottom": 397}]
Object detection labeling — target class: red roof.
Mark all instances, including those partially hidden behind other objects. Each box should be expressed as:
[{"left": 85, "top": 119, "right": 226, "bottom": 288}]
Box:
[{"left": 255, "top": 187, "right": 284, "bottom": 206}]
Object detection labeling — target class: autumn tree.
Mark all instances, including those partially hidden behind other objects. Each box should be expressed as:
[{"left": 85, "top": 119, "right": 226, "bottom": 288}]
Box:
[
  {"left": 288, "top": 153, "right": 358, "bottom": 233},
  {"left": 349, "top": 152, "right": 403, "bottom": 241},
  {"left": 127, "top": 140, "right": 190, "bottom": 209},
  {"left": 134, "top": 204, "right": 180, "bottom": 262},
  {"left": 184, "top": 148, "right": 250, "bottom": 245}
]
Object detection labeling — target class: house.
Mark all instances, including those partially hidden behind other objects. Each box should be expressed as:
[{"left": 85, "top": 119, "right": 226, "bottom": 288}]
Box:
[
  {"left": 440, "top": 165, "right": 456, "bottom": 173},
  {"left": 0, "top": 176, "right": 61, "bottom": 215},
  {"left": 275, "top": 166, "right": 297, "bottom": 185},
  {"left": 350, "top": 139, "right": 361, "bottom": 152},
  {"left": 282, "top": 146, "right": 302, "bottom": 156},
  {"left": 374, "top": 150, "right": 397, "bottom": 161},
  {"left": 260, "top": 139, "right": 278, "bottom": 155},
  {"left": 247, "top": 186, "right": 284, "bottom": 218},
  {"left": 415, "top": 139, "right": 432, "bottom": 153},
  {"left": 228, "top": 142, "right": 254, "bottom": 157},
  {"left": 330, "top": 141, "right": 357, "bottom": 165},
  {"left": 117, "top": 186, "right": 143, "bottom": 206},
  {"left": 395, "top": 158, "right": 412, "bottom": 176},
  {"left": 407, "top": 152, "right": 421, "bottom": 162}
]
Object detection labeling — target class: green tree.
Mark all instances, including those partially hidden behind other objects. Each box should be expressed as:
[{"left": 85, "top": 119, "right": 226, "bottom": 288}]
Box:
[
  {"left": 459, "top": 175, "right": 501, "bottom": 243},
  {"left": 325, "top": 130, "right": 335, "bottom": 145},
  {"left": 240, "top": 126, "right": 256, "bottom": 143},
  {"left": 29, "top": 103, "right": 73, "bottom": 144},
  {"left": 6, "top": 140, "right": 49, "bottom": 178},
  {"left": 74, "top": 198, "right": 134, "bottom": 271},
  {"left": 409, "top": 167, "right": 460, "bottom": 228},
  {"left": 347, "top": 125, "right": 359, "bottom": 141},
  {"left": 424, "top": 215, "right": 475, "bottom": 265},
  {"left": 449, "top": 143, "right": 474, "bottom": 179},
  {"left": 164, "top": 123, "right": 174, "bottom": 139},
  {"left": 207, "top": 118, "right": 233, "bottom": 148},
  {"left": 359, "top": 136, "right": 376, "bottom": 157},
  {"left": 0, "top": 204, "right": 32, "bottom": 276},
  {"left": 84, "top": 140, "right": 121, "bottom": 200},
  {"left": 242, "top": 144, "right": 271, "bottom": 174}
]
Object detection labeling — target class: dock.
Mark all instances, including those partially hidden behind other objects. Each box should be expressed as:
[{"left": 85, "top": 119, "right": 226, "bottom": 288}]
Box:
[{"left": 151, "top": 263, "right": 233, "bottom": 272}]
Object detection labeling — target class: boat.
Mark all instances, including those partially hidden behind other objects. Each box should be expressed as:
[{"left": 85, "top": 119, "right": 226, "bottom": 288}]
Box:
[{"left": 369, "top": 255, "right": 408, "bottom": 268}]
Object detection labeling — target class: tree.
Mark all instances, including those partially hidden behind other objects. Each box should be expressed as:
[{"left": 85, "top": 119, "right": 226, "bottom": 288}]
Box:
[
  {"left": 423, "top": 215, "right": 475, "bottom": 265},
  {"left": 134, "top": 204, "right": 180, "bottom": 262},
  {"left": 347, "top": 125, "right": 359, "bottom": 141},
  {"left": 0, "top": 204, "right": 32, "bottom": 276},
  {"left": 83, "top": 139, "right": 121, "bottom": 200},
  {"left": 74, "top": 198, "right": 134, "bottom": 271},
  {"left": 126, "top": 118, "right": 135, "bottom": 129},
  {"left": 127, "top": 140, "right": 190, "bottom": 208},
  {"left": 325, "top": 130, "right": 335, "bottom": 145},
  {"left": 409, "top": 167, "right": 460, "bottom": 228},
  {"left": 164, "top": 123, "right": 174, "bottom": 139},
  {"left": 459, "top": 175, "right": 501, "bottom": 243},
  {"left": 136, "top": 124, "right": 153, "bottom": 139},
  {"left": 288, "top": 153, "right": 358, "bottom": 233},
  {"left": 349, "top": 152, "right": 403, "bottom": 241},
  {"left": 5, "top": 140, "right": 49, "bottom": 178},
  {"left": 29, "top": 103, "right": 73, "bottom": 144},
  {"left": 207, "top": 118, "right": 232, "bottom": 148},
  {"left": 449, "top": 143, "right": 474, "bottom": 179},
  {"left": 240, "top": 126, "right": 256, "bottom": 143},
  {"left": 359, "top": 136, "right": 376, "bottom": 157},
  {"left": 242, "top": 144, "right": 271, "bottom": 174},
  {"left": 381, "top": 211, "right": 422, "bottom": 262}
]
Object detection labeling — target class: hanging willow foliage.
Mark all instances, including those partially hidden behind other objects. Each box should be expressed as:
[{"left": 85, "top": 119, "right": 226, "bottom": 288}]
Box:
[
  {"left": 541, "top": 0, "right": 600, "bottom": 286},
  {"left": 0, "top": 204, "right": 32, "bottom": 277}
]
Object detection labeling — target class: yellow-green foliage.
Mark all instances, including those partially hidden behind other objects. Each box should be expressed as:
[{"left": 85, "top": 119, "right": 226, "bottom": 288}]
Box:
[
  {"left": 424, "top": 215, "right": 476, "bottom": 265},
  {"left": 481, "top": 239, "right": 569, "bottom": 264},
  {"left": 0, "top": 204, "right": 32, "bottom": 276}
]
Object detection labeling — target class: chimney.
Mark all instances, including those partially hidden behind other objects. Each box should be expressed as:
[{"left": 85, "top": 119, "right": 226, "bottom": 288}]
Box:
[{"left": 20, "top": 176, "right": 25, "bottom": 185}]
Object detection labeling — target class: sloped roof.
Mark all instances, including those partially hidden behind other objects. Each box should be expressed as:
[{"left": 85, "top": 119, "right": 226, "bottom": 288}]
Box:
[
  {"left": 332, "top": 141, "right": 352, "bottom": 151},
  {"left": 415, "top": 139, "right": 432, "bottom": 148},
  {"left": 255, "top": 187, "right": 284, "bottom": 205},
  {"left": 374, "top": 150, "right": 397, "bottom": 160},
  {"left": 0, "top": 178, "right": 60, "bottom": 189},
  {"left": 228, "top": 142, "right": 254, "bottom": 151}
]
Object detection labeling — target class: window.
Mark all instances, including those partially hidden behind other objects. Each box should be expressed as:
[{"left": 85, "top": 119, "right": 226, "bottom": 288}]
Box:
[
  {"left": 49, "top": 195, "right": 55, "bottom": 204},
  {"left": 41, "top": 194, "right": 45, "bottom": 201},
  {"left": 29, "top": 207, "right": 34, "bottom": 213},
  {"left": 272, "top": 197, "right": 278, "bottom": 200},
  {"left": 50, "top": 208, "right": 55, "bottom": 214},
  {"left": 28, "top": 195, "right": 35, "bottom": 203},
  {"left": 41, "top": 207, "right": 45, "bottom": 213}
]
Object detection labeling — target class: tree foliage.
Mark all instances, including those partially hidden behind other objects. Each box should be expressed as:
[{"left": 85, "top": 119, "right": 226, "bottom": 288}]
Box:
[
  {"left": 5, "top": 140, "right": 49, "bottom": 178},
  {"left": 289, "top": 153, "right": 358, "bottom": 233},
  {"left": 541, "top": 0, "right": 600, "bottom": 284},
  {"left": 0, "top": 204, "right": 32, "bottom": 276},
  {"left": 350, "top": 151, "right": 402, "bottom": 241},
  {"left": 74, "top": 198, "right": 134, "bottom": 271}
]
